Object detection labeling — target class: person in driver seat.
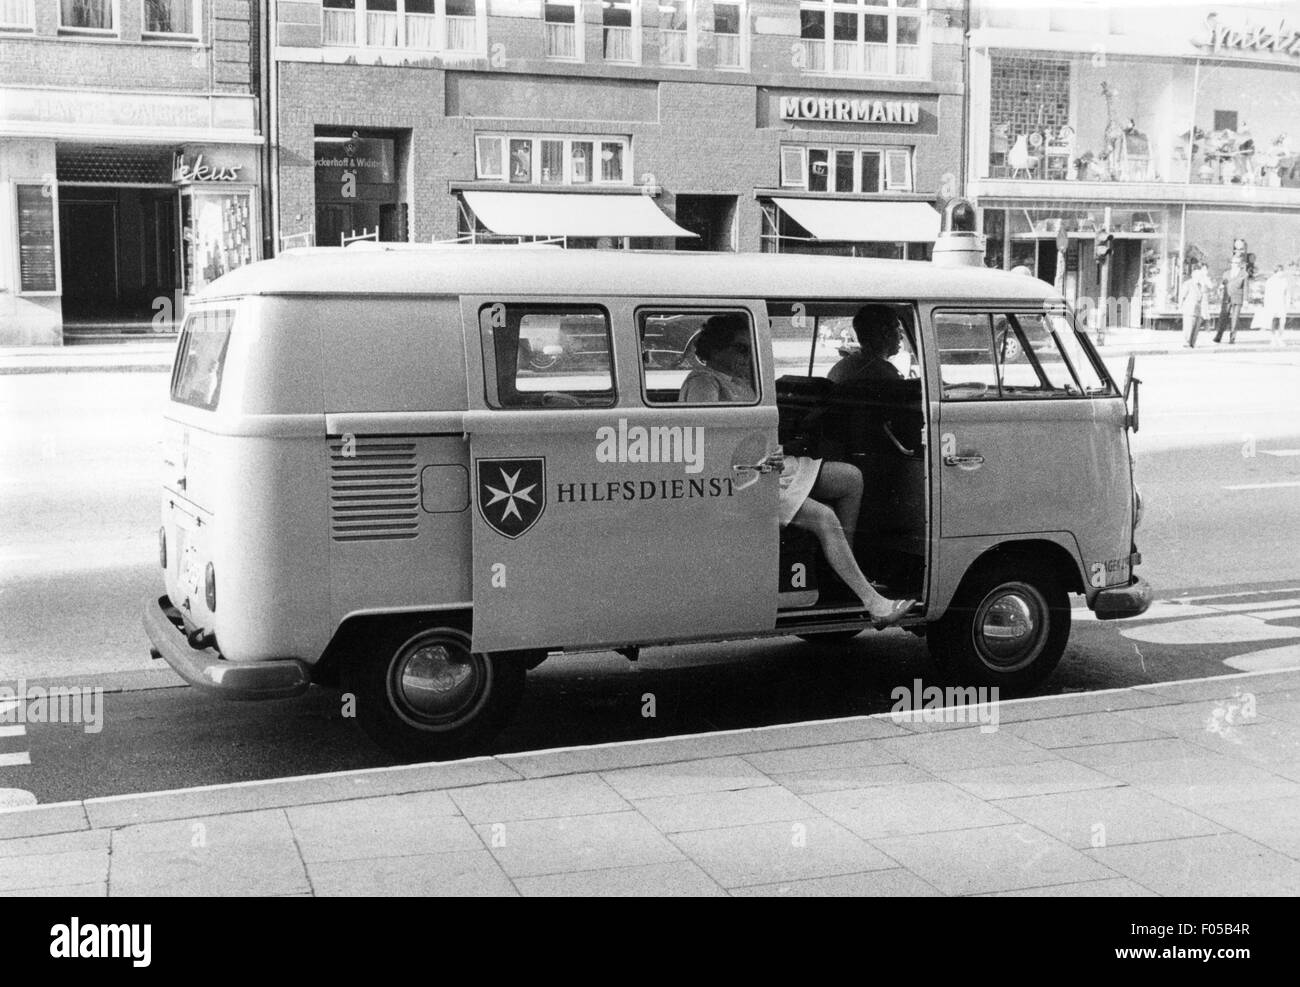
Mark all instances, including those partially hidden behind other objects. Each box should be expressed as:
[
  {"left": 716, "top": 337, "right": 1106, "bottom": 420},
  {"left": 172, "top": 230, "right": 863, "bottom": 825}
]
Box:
[{"left": 828, "top": 305, "right": 905, "bottom": 384}]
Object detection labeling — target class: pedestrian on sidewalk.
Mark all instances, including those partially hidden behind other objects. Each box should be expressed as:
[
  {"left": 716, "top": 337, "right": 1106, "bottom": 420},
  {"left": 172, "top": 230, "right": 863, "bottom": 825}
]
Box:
[
  {"left": 1179, "top": 263, "right": 1208, "bottom": 347},
  {"left": 1213, "top": 259, "right": 1248, "bottom": 343},
  {"left": 1263, "top": 264, "right": 1291, "bottom": 347}
]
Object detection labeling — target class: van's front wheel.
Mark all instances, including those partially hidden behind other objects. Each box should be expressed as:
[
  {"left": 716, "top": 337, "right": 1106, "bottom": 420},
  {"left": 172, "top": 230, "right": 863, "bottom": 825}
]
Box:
[
  {"left": 343, "top": 626, "right": 526, "bottom": 760},
  {"left": 928, "top": 561, "right": 1069, "bottom": 692}
]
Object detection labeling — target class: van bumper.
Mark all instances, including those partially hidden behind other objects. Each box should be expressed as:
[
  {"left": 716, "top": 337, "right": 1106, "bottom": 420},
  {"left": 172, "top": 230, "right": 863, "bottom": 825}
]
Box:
[
  {"left": 143, "top": 596, "right": 311, "bottom": 700},
  {"left": 1090, "top": 577, "right": 1154, "bottom": 621}
]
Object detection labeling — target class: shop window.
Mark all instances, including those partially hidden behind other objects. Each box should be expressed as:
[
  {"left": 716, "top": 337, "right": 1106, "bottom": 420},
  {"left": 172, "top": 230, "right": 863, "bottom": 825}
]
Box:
[
  {"left": 143, "top": 0, "right": 198, "bottom": 36},
  {"left": 59, "top": 0, "right": 117, "bottom": 32},
  {"left": 478, "top": 135, "right": 631, "bottom": 186},
  {"left": 799, "top": 0, "right": 926, "bottom": 78},
  {"left": 641, "top": 310, "right": 757, "bottom": 406},
  {"left": 602, "top": 0, "right": 637, "bottom": 63},
  {"left": 544, "top": 0, "right": 580, "bottom": 60},
  {"left": 713, "top": 1, "right": 745, "bottom": 70},
  {"left": 1, "top": 0, "right": 35, "bottom": 30},
  {"left": 481, "top": 305, "right": 615, "bottom": 409},
  {"left": 659, "top": 0, "right": 695, "bottom": 67}
]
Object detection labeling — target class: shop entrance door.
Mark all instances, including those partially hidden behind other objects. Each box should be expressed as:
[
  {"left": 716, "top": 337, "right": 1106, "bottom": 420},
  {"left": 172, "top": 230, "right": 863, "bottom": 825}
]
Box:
[{"left": 59, "top": 199, "right": 119, "bottom": 321}]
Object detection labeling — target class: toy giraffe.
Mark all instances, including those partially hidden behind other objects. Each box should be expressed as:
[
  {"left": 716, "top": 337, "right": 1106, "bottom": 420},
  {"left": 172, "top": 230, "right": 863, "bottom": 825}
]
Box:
[{"left": 1101, "top": 82, "right": 1123, "bottom": 180}]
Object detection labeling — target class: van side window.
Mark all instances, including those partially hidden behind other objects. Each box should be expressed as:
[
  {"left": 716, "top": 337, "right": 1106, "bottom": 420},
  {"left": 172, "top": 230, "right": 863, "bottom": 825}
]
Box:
[
  {"left": 172, "top": 308, "right": 235, "bottom": 411},
  {"left": 936, "top": 310, "right": 1113, "bottom": 401},
  {"left": 479, "top": 304, "right": 615, "bottom": 409},
  {"left": 639, "top": 310, "right": 759, "bottom": 405}
]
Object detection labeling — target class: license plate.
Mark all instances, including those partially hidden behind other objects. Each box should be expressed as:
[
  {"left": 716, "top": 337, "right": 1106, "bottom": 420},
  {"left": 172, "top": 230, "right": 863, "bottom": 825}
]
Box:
[{"left": 181, "top": 542, "right": 202, "bottom": 598}]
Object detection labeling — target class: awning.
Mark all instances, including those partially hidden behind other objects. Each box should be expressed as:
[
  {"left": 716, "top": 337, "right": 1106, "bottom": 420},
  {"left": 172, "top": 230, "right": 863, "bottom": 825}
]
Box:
[
  {"left": 463, "top": 191, "right": 697, "bottom": 238},
  {"left": 772, "top": 197, "right": 940, "bottom": 243}
]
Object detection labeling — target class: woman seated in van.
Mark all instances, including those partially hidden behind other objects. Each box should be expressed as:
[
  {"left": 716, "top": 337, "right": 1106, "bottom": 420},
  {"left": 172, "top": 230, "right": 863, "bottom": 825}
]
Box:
[
  {"left": 681, "top": 314, "right": 915, "bottom": 627},
  {"left": 828, "top": 305, "right": 906, "bottom": 384}
]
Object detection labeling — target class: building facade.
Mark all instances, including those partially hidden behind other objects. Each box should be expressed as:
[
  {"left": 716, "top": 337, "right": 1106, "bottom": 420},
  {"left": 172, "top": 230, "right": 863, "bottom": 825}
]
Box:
[
  {"left": 0, "top": 0, "right": 264, "bottom": 344},
  {"left": 272, "top": 0, "right": 966, "bottom": 257},
  {"left": 968, "top": 0, "right": 1300, "bottom": 327}
]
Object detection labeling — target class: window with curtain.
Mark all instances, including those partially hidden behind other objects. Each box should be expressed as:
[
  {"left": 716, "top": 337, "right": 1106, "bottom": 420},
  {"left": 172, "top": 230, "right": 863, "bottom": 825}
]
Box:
[
  {"left": 143, "top": 0, "right": 195, "bottom": 35},
  {"left": 61, "top": 0, "right": 115, "bottom": 30}
]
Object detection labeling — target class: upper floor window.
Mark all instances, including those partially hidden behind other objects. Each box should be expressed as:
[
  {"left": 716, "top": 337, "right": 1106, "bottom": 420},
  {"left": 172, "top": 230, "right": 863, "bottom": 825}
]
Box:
[
  {"left": 1, "top": 0, "right": 35, "bottom": 31},
  {"left": 713, "top": 1, "right": 746, "bottom": 70},
  {"left": 544, "top": 0, "right": 581, "bottom": 60},
  {"left": 59, "top": 0, "right": 117, "bottom": 33},
  {"left": 659, "top": 0, "right": 695, "bottom": 67},
  {"left": 780, "top": 144, "right": 913, "bottom": 193},
  {"left": 602, "top": 0, "right": 638, "bottom": 64},
  {"left": 322, "top": 0, "right": 481, "bottom": 53},
  {"left": 799, "top": 0, "right": 926, "bottom": 78},
  {"left": 143, "top": 0, "right": 198, "bottom": 37},
  {"left": 476, "top": 134, "right": 630, "bottom": 186}
]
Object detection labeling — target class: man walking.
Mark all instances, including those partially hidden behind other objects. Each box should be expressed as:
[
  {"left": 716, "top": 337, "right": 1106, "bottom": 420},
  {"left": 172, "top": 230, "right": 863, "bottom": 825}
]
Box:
[{"left": 1214, "top": 259, "right": 1248, "bottom": 343}]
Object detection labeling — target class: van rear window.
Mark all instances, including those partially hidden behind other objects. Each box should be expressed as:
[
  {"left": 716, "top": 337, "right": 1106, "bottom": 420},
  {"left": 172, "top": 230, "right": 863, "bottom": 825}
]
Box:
[{"left": 171, "top": 308, "right": 235, "bottom": 410}]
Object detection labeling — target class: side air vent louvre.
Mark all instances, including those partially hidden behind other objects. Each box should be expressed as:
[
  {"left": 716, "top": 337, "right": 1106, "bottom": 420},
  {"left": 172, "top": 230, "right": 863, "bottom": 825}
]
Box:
[{"left": 329, "top": 437, "right": 420, "bottom": 542}]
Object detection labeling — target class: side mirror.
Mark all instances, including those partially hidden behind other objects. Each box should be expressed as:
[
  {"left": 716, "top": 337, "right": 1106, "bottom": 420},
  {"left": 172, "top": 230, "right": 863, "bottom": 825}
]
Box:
[{"left": 1123, "top": 354, "right": 1141, "bottom": 433}]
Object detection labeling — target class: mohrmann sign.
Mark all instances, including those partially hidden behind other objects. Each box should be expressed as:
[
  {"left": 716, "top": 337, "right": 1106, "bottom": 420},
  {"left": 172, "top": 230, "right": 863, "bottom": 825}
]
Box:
[
  {"left": 1194, "top": 12, "right": 1300, "bottom": 58},
  {"left": 779, "top": 95, "right": 920, "bottom": 125}
]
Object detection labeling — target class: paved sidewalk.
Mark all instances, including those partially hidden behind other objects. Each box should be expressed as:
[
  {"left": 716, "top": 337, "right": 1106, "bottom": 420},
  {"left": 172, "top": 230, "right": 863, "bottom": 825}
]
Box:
[
  {"left": 1, "top": 669, "right": 1298, "bottom": 896},
  {"left": 2, "top": 328, "right": 1296, "bottom": 376}
]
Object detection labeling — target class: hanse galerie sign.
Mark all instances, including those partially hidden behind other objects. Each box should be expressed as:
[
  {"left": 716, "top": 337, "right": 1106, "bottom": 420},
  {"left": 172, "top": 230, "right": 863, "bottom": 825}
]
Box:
[
  {"left": 779, "top": 95, "right": 921, "bottom": 125},
  {"left": 1194, "top": 11, "right": 1300, "bottom": 57}
]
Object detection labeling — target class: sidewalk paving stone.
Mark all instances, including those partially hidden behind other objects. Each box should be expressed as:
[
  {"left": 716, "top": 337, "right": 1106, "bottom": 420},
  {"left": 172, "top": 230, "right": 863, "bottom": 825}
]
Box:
[
  {"left": 748, "top": 717, "right": 913, "bottom": 747},
  {"left": 447, "top": 772, "right": 629, "bottom": 824},
  {"left": 1120, "top": 700, "right": 1269, "bottom": 737},
  {"left": 670, "top": 816, "right": 895, "bottom": 889},
  {"left": 287, "top": 792, "right": 478, "bottom": 863},
  {"left": 0, "top": 846, "right": 110, "bottom": 893},
  {"left": 1095, "top": 753, "right": 1300, "bottom": 808},
  {"left": 1177, "top": 717, "right": 1300, "bottom": 774},
  {"left": 1195, "top": 795, "right": 1300, "bottom": 859},
  {"left": 873, "top": 727, "right": 1060, "bottom": 772},
  {"left": 475, "top": 810, "right": 683, "bottom": 879},
  {"left": 940, "top": 760, "right": 1124, "bottom": 800},
  {"left": 740, "top": 738, "right": 903, "bottom": 775},
  {"left": 805, "top": 781, "right": 1016, "bottom": 840},
  {"left": 0, "top": 829, "right": 108, "bottom": 858},
  {"left": 768, "top": 761, "right": 933, "bottom": 796},
  {"left": 979, "top": 877, "right": 1157, "bottom": 897},
  {"left": 633, "top": 785, "right": 812, "bottom": 833},
  {"left": 1007, "top": 711, "right": 1174, "bottom": 749},
  {"left": 0, "top": 882, "right": 107, "bottom": 897},
  {"left": 872, "top": 823, "right": 1118, "bottom": 897},
  {"left": 307, "top": 849, "right": 518, "bottom": 896},
  {"left": 108, "top": 809, "right": 310, "bottom": 896},
  {"left": 1055, "top": 737, "right": 1222, "bottom": 769},
  {"left": 514, "top": 860, "right": 727, "bottom": 897},
  {"left": 992, "top": 786, "right": 1225, "bottom": 848},
  {"left": 599, "top": 755, "right": 774, "bottom": 800},
  {"left": 0, "top": 803, "right": 90, "bottom": 841},
  {"left": 1085, "top": 833, "right": 1300, "bottom": 896},
  {"left": 499, "top": 732, "right": 774, "bottom": 778},
  {"left": 729, "top": 867, "right": 940, "bottom": 897}
]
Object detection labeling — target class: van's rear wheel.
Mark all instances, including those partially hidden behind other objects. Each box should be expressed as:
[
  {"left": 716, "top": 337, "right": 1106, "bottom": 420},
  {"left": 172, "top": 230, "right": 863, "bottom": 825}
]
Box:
[
  {"left": 343, "top": 626, "right": 526, "bottom": 760},
  {"left": 928, "top": 560, "right": 1068, "bottom": 692}
]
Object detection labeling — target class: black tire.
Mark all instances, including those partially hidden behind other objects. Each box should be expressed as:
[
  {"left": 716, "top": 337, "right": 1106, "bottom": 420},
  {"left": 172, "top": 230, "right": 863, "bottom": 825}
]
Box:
[
  {"left": 796, "top": 630, "right": 863, "bottom": 645},
  {"left": 927, "top": 558, "right": 1069, "bottom": 692},
  {"left": 342, "top": 625, "right": 526, "bottom": 760}
]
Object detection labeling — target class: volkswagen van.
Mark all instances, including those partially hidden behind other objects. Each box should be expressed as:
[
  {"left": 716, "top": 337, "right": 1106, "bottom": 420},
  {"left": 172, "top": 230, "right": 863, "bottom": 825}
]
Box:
[{"left": 145, "top": 243, "right": 1151, "bottom": 757}]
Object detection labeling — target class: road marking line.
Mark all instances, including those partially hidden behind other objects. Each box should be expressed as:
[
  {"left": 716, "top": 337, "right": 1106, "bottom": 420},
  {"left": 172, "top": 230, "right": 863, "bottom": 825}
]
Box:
[
  {"left": 1209, "top": 598, "right": 1300, "bottom": 613},
  {"left": 0, "top": 725, "right": 25, "bottom": 738},
  {"left": 1245, "top": 608, "right": 1300, "bottom": 621},
  {"left": 1224, "top": 481, "right": 1300, "bottom": 490},
  {"left": 1260, "top": 450, "right": 1300, "bottom": 457},
  {"left": 1176, "top": 586, "right": 1300, "bottom": 603},
  {"left": 0, "top": 752, "right": 31, "bottom": 767},
  {"left": 0, "top": 788, "right": 37, "bottom": 810}
]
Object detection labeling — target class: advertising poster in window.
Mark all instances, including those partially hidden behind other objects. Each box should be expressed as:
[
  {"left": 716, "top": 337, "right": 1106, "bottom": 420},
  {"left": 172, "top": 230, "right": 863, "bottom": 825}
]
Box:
[{"left": 16, "top": 184, "right": 58, "bottom": 293}]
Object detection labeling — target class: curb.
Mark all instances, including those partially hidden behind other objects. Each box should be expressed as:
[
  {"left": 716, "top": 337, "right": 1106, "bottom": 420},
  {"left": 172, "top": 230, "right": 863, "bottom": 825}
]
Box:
[{"left": 3, "top": 666, "right": 1297, "bottom": 840}]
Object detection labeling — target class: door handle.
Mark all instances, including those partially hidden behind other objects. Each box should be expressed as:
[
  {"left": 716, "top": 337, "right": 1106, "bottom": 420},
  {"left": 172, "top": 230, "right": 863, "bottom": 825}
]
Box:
[
  {"left": 733, "top": 455, "right": 782, "bottom": 475},
  {"left": 943, "top": 454, "right": 985, "bottom": 468}
]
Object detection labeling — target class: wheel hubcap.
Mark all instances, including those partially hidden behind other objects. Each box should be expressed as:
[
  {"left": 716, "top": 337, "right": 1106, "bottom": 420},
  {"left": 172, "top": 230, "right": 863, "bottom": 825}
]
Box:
[
  {"left": 973, "top": 583, "right": 1048, "bottom": 671},
  {"left": 388, "top": 633, "right": 488, "bottom": 728}
]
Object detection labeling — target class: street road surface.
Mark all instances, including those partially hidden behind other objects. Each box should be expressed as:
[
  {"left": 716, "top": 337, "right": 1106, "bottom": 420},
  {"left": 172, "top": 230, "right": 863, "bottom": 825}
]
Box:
[{"left": 2, "top": 348, "right": 1298, "bottom": 801}]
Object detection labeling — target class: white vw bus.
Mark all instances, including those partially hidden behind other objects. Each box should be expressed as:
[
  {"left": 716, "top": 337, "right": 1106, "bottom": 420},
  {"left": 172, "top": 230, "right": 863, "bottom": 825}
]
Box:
[{"left": 145, "top": 243, "right": 1151, "bottom": 757}]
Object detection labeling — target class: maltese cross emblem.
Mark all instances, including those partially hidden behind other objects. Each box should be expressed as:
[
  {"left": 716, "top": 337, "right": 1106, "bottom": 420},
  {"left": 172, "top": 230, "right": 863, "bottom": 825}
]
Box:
[{"left": 476, "top": 458, "right": 546, "bottom": 539}]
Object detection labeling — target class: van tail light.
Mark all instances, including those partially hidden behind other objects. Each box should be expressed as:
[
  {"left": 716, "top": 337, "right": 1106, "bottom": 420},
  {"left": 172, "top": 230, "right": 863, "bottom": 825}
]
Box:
[
  {"left": 159, "top": 527, "right": 167, "bottom": 569},
  {"left": 1133, "top": 484, "right": 1144, "bottom": 529},
  {"left": 205, "top": 563, "right": 217, "bottom": 612}
]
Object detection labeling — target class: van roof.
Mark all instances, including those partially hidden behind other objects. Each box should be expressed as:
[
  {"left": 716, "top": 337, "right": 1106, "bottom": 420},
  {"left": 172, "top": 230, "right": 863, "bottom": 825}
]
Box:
[{"left": 199, "top": 246, "right": 1062, "bottom": 304}]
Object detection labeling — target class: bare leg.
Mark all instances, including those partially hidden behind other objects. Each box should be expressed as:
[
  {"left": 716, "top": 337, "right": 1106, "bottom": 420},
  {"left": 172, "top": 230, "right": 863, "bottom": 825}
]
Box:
[
  {"left": 810, "top": 460, "right": 863, "bottom": 541},
  {"left": 790, "top": 497, "right": 896, "bottom": 618}
]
